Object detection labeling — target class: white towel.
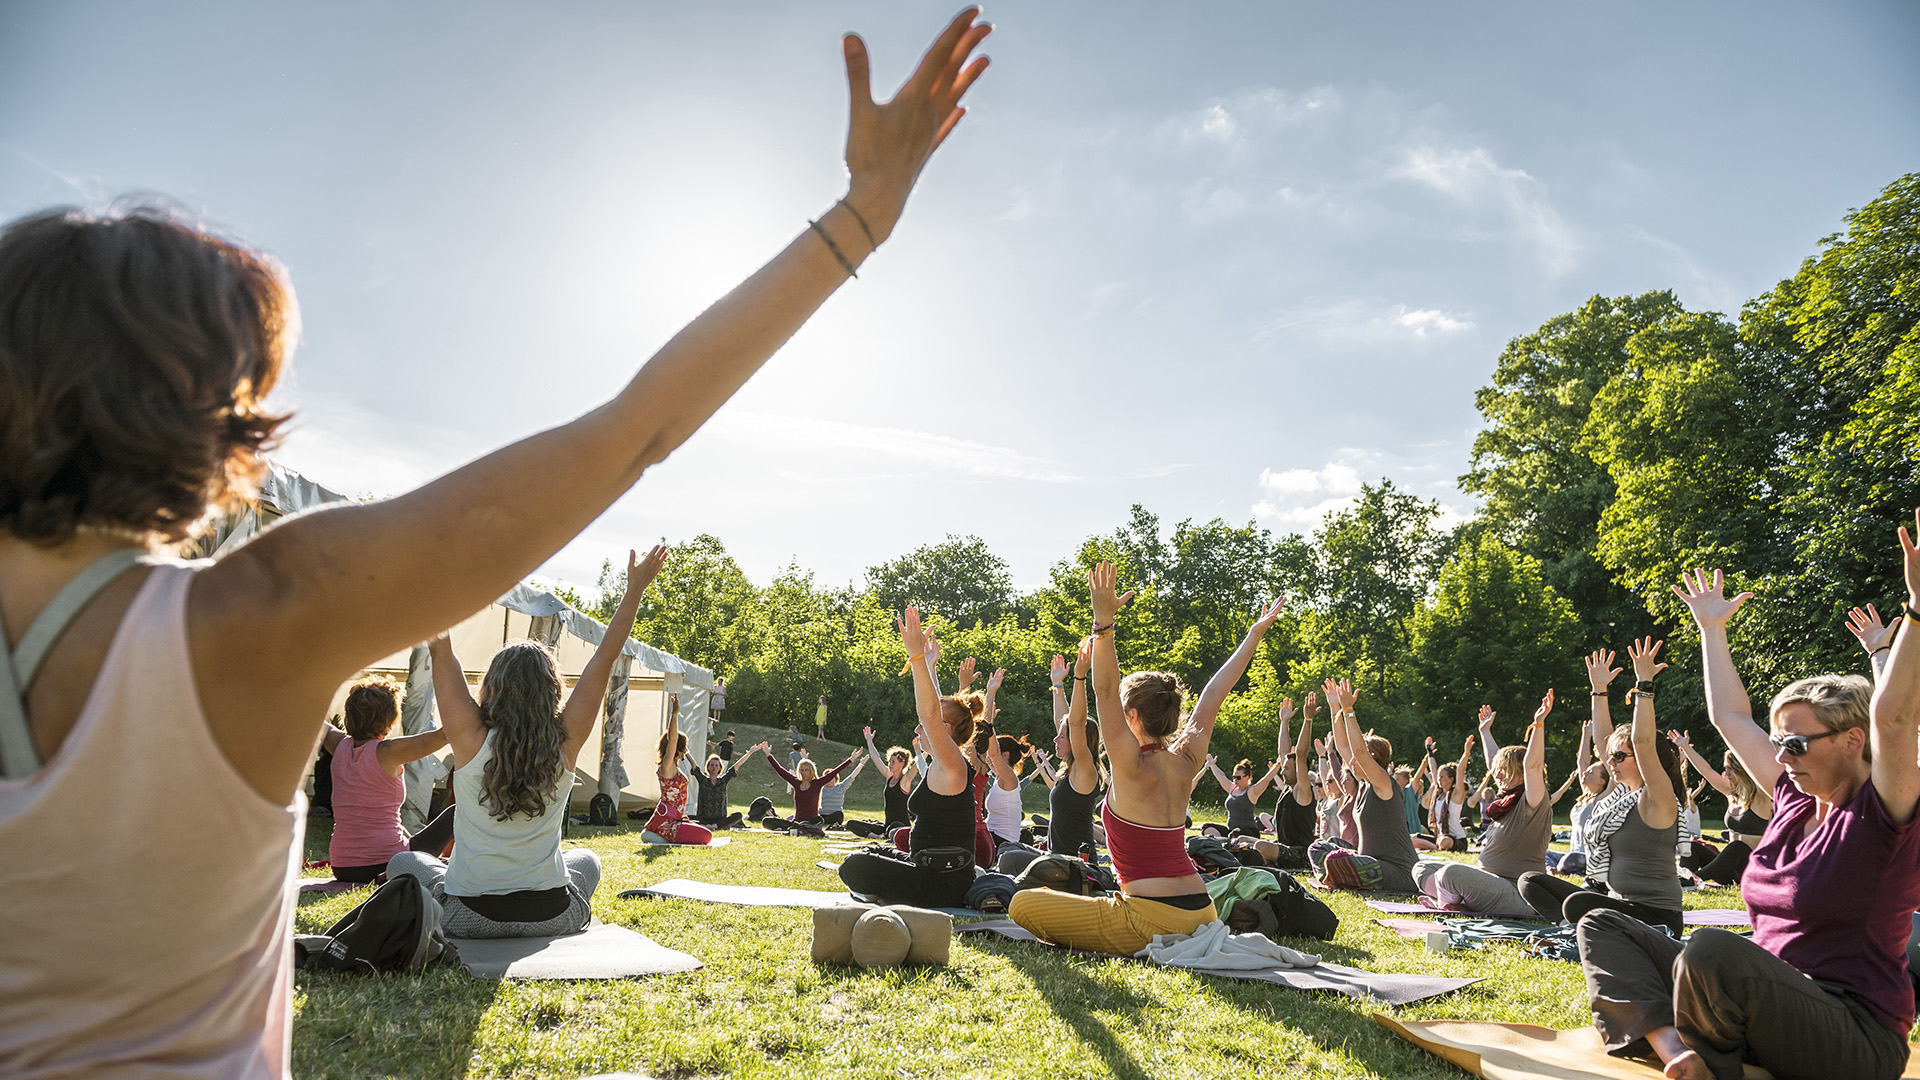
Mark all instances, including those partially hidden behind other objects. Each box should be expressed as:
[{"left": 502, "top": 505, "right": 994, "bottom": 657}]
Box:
[{"left": 1133, "top": 920, "right": 1321, "bottom": 971}]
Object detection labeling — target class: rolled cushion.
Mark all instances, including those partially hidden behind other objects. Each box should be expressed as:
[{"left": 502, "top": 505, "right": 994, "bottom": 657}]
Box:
[
  {"left": 811, "top": 904, "right": 873, "bottom": 964},
  {"left": 850, "top": 908, "right": 912, "bottom": 968}
]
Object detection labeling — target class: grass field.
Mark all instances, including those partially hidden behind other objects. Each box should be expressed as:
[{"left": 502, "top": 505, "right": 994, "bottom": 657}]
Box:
[{"left": 293, "top": 732, "right": 1757, "bottom": 1079}]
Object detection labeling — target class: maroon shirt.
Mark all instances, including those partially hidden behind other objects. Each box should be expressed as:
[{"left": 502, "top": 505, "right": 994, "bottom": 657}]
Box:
[
  {"left": 1743, "top": 773, "right": 1920, "bottom": 1036},
  {"left": 768, "top": 758, "right": 851, "bottom": 820}
]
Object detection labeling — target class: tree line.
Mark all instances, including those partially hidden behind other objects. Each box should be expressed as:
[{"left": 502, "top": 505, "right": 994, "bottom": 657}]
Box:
[{"left": 570, "top": 172, "right": 1918, "bottom": 798}]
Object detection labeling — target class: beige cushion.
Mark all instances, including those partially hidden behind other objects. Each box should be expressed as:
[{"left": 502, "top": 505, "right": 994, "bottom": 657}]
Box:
[
  {"left": 810, "top": 904, "right": 873, "bottom": 965},
  {"left": 850, "top": 908, "right": 912, "bottom": 968}
]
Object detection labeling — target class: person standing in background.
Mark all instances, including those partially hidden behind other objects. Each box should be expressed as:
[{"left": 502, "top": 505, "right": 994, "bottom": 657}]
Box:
[{"left": 816, "top": 695, "right": 829, "bottom": 739}]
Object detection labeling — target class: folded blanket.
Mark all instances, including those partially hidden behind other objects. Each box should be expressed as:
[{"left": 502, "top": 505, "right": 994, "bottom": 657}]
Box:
[{"left": 1135, "top": 920, "right": 1321, "bottom": 971}]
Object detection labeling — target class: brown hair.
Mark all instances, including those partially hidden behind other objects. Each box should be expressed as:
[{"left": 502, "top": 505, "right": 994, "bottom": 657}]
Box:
[
  {"left": 0, "top": 204, "right": 295, "bottom": 545},
  {"left": 657, "top": 729, "right": 687, "bottom": 765},
  {"left": 1363, "top": 734, "right": 1393, "bottom": 770},
  {"left": 1608, "top": 729, "right": 1685, "bottom": 798},
  {"left": 1771, "top": 674, "right": 1872, "bottom": 763},
  {"left": 1120, "top": 671, "right": 1186, "bottom": 740},
  {"left": 939, "top": 691, "right": 985, "bottom": 748},
  {"left": 998, "top": 734, "right": 1032, "bottom": 771},
  {"left": 342, "top": 676, "right": 401, "bottom": 741},
  {"left": 886, "top": 746, "right": 910, "bottom": 765},
  {"left": 477, "top": 641, "right": 567, "bottom": 820},
  {"left": 1234, "top": 758, "right": 1253, "bottom": 777}
]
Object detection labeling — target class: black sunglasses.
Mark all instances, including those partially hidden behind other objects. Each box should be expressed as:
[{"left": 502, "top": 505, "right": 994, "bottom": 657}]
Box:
[
  {"left": 1769, "top": 730, "right": 1842, "bottom": 757},
  {"left": 1607, "top": 749, "right": 1633, "bottom": 764}
]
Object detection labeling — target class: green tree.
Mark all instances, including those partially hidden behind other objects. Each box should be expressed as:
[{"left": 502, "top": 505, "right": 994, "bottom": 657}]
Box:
[
  {"left": 723, "top": 563, "right": 851, "bottom": 731},
  {"left": 865, "top": 534, "right": 1014, "bottom": 629},
  {"left": 1297, "top": 479, "right": 1447, "bottom": 701},
  {"left": 591, "top": 534, "right": 764, "bottom": 677},
  {"left": 1402, "top": 532, "right": 1584, "bottom": 758}
]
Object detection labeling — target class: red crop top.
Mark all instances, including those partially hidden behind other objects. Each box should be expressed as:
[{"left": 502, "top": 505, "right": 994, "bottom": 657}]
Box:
[{"left": 1102, "top": 798, "right": 1199, "bottom": 884}]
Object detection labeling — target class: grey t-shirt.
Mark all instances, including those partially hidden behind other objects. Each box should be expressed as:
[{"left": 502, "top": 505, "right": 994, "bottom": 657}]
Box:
[
  {"left": 1478, "top": 789, "right": 1554, "bottom": 882},
  {"left": 1604, "top": 794, "right": 1683, "bottom": 911},
  {"left": 1356, "top": 780, "right": 1419, "bottom": 892}
]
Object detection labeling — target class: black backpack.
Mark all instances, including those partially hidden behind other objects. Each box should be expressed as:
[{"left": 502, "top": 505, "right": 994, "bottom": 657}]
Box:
[
  {"left": 294, "top": 875, "right": 457, "bottom": 974},
  {"left": 1185, "top": 834, "right": 1243, "bottom": 877},
  {"left": 588, "top": 792, "right": 617, "bottom": 827},
  {"left": 1259, "top": 868, "right": 1340, "bottom": 941}
]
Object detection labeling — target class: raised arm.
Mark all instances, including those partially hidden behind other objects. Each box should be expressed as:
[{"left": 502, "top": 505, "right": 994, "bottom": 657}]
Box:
[
  {"left": 1205, "top": 756, "right": 1233, "bottom": 793},
  {"left": 900, "top": 607, "right": 965, "bottom": 795},
  {"left": 1065, "top": 635, "right": 1099, "bottom": 795},
  {"left": 1176, "top": 597, "right": 1287, "bottom": 767},
  {"left": 1455, "top": 734, "right": 1474, "bottom": 795},
  {"left": 1672, "top": 732, "right": 1730, "bottom": 796},
  {"left": 1673, "top": 569, "right": 1779, "bottom": 792},
  {"left": 862, "top": 725, "right": 888, "bottom": 770},
  {"left": 1550, "top": 770, "right": 1577, "bottom": 804},
  {"left": 656, "top": 691, "right": 681, "bottom": 782},
  {"left": 563, "top": 546, "right": 665, "bottom": 766},
  {"left": 1050, "top": 653, "right": 1069, "bottom": 726},
  {"left": 1574, "top": 707, "right": 1593, "bottom": 778},
  {"left": 428, "top": 634, "right": 487, "bottom": 767},
  {"left": 1627, "top": 638, "right": 1676, "bottom": 829},
  {"left": 1477, "top": 705, "right": 1500, "bottom": 773},
  {"left": 1847, "top": 604, "right": 1896, "bottom": 683},
  {"left": 1290, "top": 693, "right": 1317, "bottom": 805},
  {"left": 1869, "top": 513, "right": 1920, "bottom": 825},
  {"left": 1326, "top": 678, "right": 1391, "bottom": 793},
  {"left": 319, "top": 721, "right": 348, "bottom": 756},
  {"left": 982, "top": 667, "right": 1005, "bottom": 727},
  {"left": 832, "top": 753, "right": 866, "bottom": 786},
  {"left": 1522, "top": 689, "right": 1550, "bottom": 808},
  {"left": 191, "top": 12, "right": 996, "bottom": 803},
  {"left": 1247, "top": 759, "right": 1283, "bottom": 803},
  {"left": 1586, "top": 648, "right": 1621, "bottom": 749},
  {"left": 1089, "top": 563, "right": 1136, "bottom": 770}
]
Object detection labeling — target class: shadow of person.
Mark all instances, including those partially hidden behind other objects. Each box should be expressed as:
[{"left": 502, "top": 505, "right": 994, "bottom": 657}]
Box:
[{"left": 976, "top": 936, "right": 1162, "bottom": 1080}]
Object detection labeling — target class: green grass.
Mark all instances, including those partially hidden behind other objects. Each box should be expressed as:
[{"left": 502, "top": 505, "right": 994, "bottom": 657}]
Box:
[{"left": 293, "top": 805, "right": 1766, "bottom": 1080}]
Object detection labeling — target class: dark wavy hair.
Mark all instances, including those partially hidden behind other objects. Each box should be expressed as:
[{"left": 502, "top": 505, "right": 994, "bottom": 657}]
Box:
[
  {"left": 477, "top": 641, "right": 567, "bottom": 820},
  {"left": 658, "top": 729, "right": 687, "bottom": 765},
  {"left": 342, "top": 676, "right": 401, "bottom": 741},
  {"left": 0, "top": 203, "right": 295, "bottom": 545}
]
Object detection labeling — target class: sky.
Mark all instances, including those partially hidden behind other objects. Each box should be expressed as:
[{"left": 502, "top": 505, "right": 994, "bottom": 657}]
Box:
[{"left": 3, "top": 2, "right": 1916, "bottom": 595}]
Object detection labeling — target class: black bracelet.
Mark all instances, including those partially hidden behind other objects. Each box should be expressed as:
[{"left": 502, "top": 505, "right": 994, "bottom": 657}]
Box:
[
  {"left": 840, "top": 199, "right": 878, "bottom": 250},
  {"left": 1902, "top": 604, "right": 1920, "bottom": 625},
  {"left": 1590, "top": 690, "right": 1609, "bottom": 697},
  {"left": 1872, "top": 645, "right": 1892, "bottom": 656},
  {"left": 808, "top": 218, "right": 858, "bottom": 278}
]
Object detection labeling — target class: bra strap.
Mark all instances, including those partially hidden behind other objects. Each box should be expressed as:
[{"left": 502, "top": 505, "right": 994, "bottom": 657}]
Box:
[{"left": 0, "top": 549, "right": 148, "bottom": 780}]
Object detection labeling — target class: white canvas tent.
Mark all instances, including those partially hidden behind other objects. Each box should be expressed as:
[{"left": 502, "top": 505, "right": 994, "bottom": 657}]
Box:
[{"left": 193, "top": 462, "right": 716, "bottom": 825}]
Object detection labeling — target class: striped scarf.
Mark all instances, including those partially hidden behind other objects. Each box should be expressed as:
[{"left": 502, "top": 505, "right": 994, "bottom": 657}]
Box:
[{"left": 1581, "top": 783, "right": 1639, "bottom": 883}]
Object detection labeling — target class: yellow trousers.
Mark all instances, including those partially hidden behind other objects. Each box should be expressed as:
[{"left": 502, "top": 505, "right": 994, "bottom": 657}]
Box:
[{"left": 1007, "top": 888, "right": 1219, "bottom": 958}]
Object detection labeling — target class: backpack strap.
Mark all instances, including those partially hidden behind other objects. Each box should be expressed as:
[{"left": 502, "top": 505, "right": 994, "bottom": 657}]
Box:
[{"left": 0, "top": 548, "right": 149, "bottom": 780}]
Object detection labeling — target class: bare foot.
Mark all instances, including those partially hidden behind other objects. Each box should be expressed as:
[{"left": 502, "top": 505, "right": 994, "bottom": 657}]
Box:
[{"left": 1662, "top": 1049, "right": 1711, "bottom": 1080}]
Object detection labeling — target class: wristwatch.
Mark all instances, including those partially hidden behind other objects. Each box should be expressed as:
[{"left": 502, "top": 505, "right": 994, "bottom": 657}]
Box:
[{"left": 1634, "top": 679, "right": 1657, "bottom": 697}]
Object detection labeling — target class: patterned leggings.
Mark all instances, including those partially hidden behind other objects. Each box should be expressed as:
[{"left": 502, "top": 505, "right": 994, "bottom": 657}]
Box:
[
  {"left": 387, "top": 849, "right": 599, "bottom": 939},
  {"left": 1007, "top": 889, "right": 1218, "bottom": 958}
]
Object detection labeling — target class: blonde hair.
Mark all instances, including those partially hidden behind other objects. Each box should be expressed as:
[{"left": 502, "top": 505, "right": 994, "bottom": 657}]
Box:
[
  {"left": 1771, "top": 674, "right": 1872, "bottom": 763},
  {"left": 1491, "top": 745, "right": 1526, "bottom": 785}
]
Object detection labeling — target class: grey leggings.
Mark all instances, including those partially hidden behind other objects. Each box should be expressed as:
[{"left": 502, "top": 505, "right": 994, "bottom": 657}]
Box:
[{"left": 387, "top": 849, "right": 600, "bottom": 939}]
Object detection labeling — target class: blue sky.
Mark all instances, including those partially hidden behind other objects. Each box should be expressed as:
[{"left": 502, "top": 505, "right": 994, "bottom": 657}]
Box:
[{"left": 4, "top": 2, "right": 1916, "bottom": 593}]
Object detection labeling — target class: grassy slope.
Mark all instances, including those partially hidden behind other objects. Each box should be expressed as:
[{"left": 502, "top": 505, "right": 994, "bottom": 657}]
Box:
[{"left": 296, "top": 800, "right": 1759, "bottom": 1080}]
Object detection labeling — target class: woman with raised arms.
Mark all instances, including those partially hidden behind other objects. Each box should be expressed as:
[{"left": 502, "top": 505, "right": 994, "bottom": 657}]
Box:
[
  {"left": 1007, "top": 562, "right": 1285, "bottom": 958},
  {"left": 0, "top": 11, "right": 991, "bottom": 1073}
]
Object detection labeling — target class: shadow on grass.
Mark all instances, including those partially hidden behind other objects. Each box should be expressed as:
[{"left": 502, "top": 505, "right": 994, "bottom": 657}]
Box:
[
  {"left": 294, "top": 965, "right": 501, "bottom": 1078},
  {"left": 990, "top": 939, "right": 1162, "bottom": 1080}
]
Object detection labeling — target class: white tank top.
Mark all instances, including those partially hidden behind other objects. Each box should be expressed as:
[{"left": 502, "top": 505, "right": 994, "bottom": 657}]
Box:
[
  {"left": 983, "top": 779, "right": 1023, "bottom": 838},
  {"left": 443, "top": 728, "right": 574, "bottom": 896},
  {"left": 0, "top": 564, "right": 301, "bottom": 1079}
]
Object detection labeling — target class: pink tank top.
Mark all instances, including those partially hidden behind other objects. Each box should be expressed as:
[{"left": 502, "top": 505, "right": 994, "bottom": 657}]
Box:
[
  {"left": 0, "top": 564, "right": 302, "bottom": 1079},
  {"left": 328, "top": 737, "right": 408, "bottom": 868}
]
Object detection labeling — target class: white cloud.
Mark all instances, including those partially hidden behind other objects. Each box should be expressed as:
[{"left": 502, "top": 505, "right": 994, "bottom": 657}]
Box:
[
  {"left": 707, "top": 410, "right": 1078, "bottom": 484},
  {"left": 1389, "top": 146, "right": 1579, "bottom": 274},
  {"left": 1393, "top": 307, "right": 1473, "bottom": 335},
  {"left": 1249, "top": 299, "right": 1475, "bottom": 345},
  {"left": 1258, "top": 461, "right": 1363, "bottom": 496},
  {"left": 1251, "top": 451, "right": 1477, "bottom": 531}
]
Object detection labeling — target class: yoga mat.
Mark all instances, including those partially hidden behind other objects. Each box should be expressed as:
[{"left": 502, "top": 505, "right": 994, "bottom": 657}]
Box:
[
  {"left": 1375, "top": 917, "right": 1447, "bottom": 937},
  {"left": 298, "top": 879, "right": 367, "bottom": 895},
  {"left": 958, "top": 921, "right": 1478, "bottom": 1005},
  {"left": 1366, "top": 900, "right": 1750, "bottom": 926},
  {"left": 455, "top": 920, "right": 701, "bottom": 980},
  {"left": 1682, "top": 908, "right": 1750, "bottom": 926},
  {"left": 639, "top": 836, "right": 730, "bottom": 849},
  {"left": 1374, "top": 1015, "right": 1920, "bottom": 1080},
  {"left": 617, "top": 878, "right": 989, "bottom": 919},
  {"left": 816, "top": 860, "right": 841, "bottom": 871}
]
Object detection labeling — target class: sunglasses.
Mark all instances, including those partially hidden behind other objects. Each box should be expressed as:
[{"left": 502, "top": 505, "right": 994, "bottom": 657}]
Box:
[
  {"left": 1607, "top": 749, "right": 1633, "bottom": 764},
  {"left": 1769, "top": 730, "right": 1842, "bottom": 757}
]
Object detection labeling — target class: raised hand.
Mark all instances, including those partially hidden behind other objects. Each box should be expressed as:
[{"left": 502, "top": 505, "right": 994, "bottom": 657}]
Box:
[
  {"left": 1313, "top": 738, "right": 1326, "bottom": 756},
  {"left": 897, "top": 606, "right": 927, "bottom": 655},
  {"left": 1463, "top": 735, "right": 1475, "bottom": 755},
  {"left": 985, "top": 668, "right": 1006, "bottom": 694},
  {"left": 924, "top": 631, "right": 941, "bottom": 672},
  {"left": 1902, "top": 508, "right": 1920, "bottom": 603},
  {"left": 753, "top": 741, "right": 771, "bottom": 752},
  {"left": 1629, "top": 637, "right": 1668, "bottom": 681},
  {"left": 1321, "top": 677, "right": 1355, "bottom": 713},
  {"left": 1424, "top": 735, "right": 1437, "bottom": 755},
  {"left": 628, "top": 544, "right": 669, "bottom": 595},
  {"left": 1250, "top": 597, "right": 1287, "bottom": 635},
  {"left": 1585, "top": 649, "right": 1622, "bottom": 691},
  {"left": 1276, "top": 697, "right": 1296, "bottom": 724},
  {"left": 1673, "top": 568, "right": 1752, "bottom": 630},
  {"left": 842, "top": 9, "right": 992, "bottom": 242},
  {"left": 1090, "top": 562, "right": 1120, "bottom": 626},
  {"left": 863, "top": 725, "right": 875, "bottom": 740},
  {"left": 1074, "top": 635, "right": 1093, "bottom": 676},
  {"left": 1669, "top": 730, "right": 1691, "bottom": 752},
  {"left": 1532, "top": 691, "right": 1553, "bottom": 725},
  {"left": 956, "top": 657, "right": 978, "bottom": 693},
  {"left": 1477, "top": 705, "right": 1496, "bottom": 731},
  {"left": 1301, "top": 690, "right": 1320, "bottom": 719},
  {"left": 1846, "top": 605, "right": 1896, "bottom": 654},
  {"left": 1050, "top": 654, "right": 1068, "bottom": 686}
]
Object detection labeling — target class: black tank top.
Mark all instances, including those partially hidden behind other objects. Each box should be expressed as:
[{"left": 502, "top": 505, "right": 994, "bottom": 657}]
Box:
[
  {"left": 907, "top": 771, "right": 977, "bottom": 853},
  {"left": 1726, "top": 803, "right": 1768, "bottom": 836},
  {"left": 1048, "top": 770, "right": 1102, "bottom": 857},
  {"left": 884, "top": 775, "right": 910, "bottom": 826},
  {"left": 1224, "top": 789, "right": 1260, "bottom": 834},
  {"left": 1273, "top": 788, "right": 1317, "bottom": 848}
]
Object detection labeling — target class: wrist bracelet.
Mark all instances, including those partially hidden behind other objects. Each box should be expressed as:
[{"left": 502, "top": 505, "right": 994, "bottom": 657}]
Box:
[
  {"left": 1092, "top": 621, "right": 1115, "bottom": 636},
  {"left": 1872, "top": 645, "right": 1892, "bottom": 656},
  {"left": 907, "top": 653, "right": 925, "bottom": 663},
  {"left": 1590, "top": 690, "right": 1609, "bottom": 697},
  {"left": 839, "top": 198, "right": 878, "bottom": 250},
  {"left": 808, "top": 217, "right": 859, "bottom": 278},
  {"left": 1900, "top": 604, "right": 1920, "bottom": 625}
]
